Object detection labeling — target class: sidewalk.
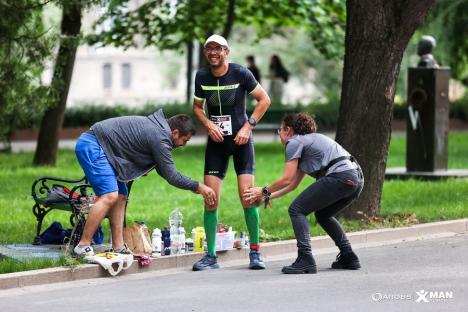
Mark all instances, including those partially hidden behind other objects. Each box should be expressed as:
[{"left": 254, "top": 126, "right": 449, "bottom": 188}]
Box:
[
  {"left": 1, "top": 219, "right": 466, "bottom": 290},
  {"left": 1, "top": 132, "right": 288, "bottom": 153}
]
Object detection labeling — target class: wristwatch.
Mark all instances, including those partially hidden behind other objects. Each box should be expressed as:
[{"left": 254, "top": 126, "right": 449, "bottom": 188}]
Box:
[
  {"left": 248, "top": 117, "right": 257, "bottom": 127},
  {"left": 262, "top": 186, "right": 271, "bottom": 209}
]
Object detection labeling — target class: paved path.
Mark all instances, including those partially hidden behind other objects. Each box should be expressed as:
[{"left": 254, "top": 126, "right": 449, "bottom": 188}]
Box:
[
  {"left": 1, "top": 132, "right": 336, "bottom": 152},
  {"left": 1, "top": 233, "right": 466, "bottom": 312}
]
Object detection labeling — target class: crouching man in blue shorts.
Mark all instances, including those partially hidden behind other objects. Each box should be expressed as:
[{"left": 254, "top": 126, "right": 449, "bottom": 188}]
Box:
[{"left": 73, "top": 109, "right": 216, "bottom": 256}]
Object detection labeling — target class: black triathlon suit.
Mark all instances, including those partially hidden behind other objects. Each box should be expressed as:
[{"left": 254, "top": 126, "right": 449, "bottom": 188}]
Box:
[{"left": 194, "top": 63, "right": 259, "bottom": 179}]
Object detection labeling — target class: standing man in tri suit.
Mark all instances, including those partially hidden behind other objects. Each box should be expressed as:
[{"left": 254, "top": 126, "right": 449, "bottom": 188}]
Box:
[{"left": 192, "top": 34, "right": 271, "bottom": 271}]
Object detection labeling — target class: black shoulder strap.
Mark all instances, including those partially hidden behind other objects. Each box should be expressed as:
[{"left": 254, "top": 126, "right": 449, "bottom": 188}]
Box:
[{"left": 316, "top": 156, "right": 354, "bottom": 178}]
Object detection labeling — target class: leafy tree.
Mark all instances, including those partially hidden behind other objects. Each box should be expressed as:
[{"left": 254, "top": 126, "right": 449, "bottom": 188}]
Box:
[
  {"left": 336, "top": 0, "right": 436, "bottom": 219},
  {"left": 87, "top": 0, "right": 346, "bottom": 101},
  {"left": 89, "top": 0, "right": 345, "bottom": 56},
  {"left": 34, "top": 1, "right": 98, "bottom": 166},
  {"left": 0, "top": 1, "right": 53, "bottom": 147},
  {"left": 420, "top": 0, "right": 468, "bottom": 85}
]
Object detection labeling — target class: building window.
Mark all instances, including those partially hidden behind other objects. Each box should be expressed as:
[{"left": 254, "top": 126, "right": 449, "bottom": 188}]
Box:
[
  {"left": 122, "top": 63, "right": 132, "bottom": 89},
  {"left": 103, "top": 63, "right": 112, "bottom": 89}
]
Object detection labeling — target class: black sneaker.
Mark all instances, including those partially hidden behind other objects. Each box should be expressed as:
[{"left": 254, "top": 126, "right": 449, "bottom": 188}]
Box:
[
  {"left": 282, "top": 252, "right": 317, "bottom": 274},
  {"left": 331, "top": 251, "right": 361, "bottom": 270},
  {"left": 249, "top": 250, "right": 266, "bottom": 270},
  {"left": 192, "top": 254, "right": 220, "bottom": 271}
]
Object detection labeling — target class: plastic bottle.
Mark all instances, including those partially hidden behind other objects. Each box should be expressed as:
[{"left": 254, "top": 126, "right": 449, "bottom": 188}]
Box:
[
  {"left": 169, "top": 208, "right": 183, "bottom": 254},
  {"left": 162, "top": 227, "right": 171, "bottom": 255},
  {"left": 194, "top": 227, "right": 205, "bottom": 252},
  {"left": 179, "top": 227, "right": 186, "bottom": 253},
  {"left": 185, "top": 237, "right": 194, "bottom": 252},
  {"left": 244, "top": 235, "right": 250, "bottom": 248},
  {"left": 151, "top": 228, "right": 162, "bottom": 253},
  {"left": 238, "top": 231, "right": 245, "bottom": 249}
]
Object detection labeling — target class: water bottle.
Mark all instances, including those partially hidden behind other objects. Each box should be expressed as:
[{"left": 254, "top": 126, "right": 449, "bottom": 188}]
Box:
[
  {"left": 151, "top": 228, "right": 162, "bottom": 253},
  {"left": 194, "top": 227, "right": 205, "bottom": 252},
  {"left": 185, "top": 237, "right": 194, "bottom": 252},
  {"left": 238, "top": 231, "right": 245, "bottom": 249},
  {"left": 180, "top": 227, "right": 186, "bottom": 253},
  {"left": 169, "top": 208, "right": 183, "bottom": 254},
  {"left": 191, "top": 228, "right": 196, "bottom": 242},
  {"left": 162, "top": 227, "right": 171, "bottom": 255},
  {"left": 244, "top": 235, "right": 250, "bottom": 248}
]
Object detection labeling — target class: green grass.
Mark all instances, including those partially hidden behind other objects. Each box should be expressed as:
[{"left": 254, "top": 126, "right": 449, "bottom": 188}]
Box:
[
  {"left": 0, "top": 132, "right": 467, "bottom": 273},
  {"left": 0, "top": 256, "right": 85, "bottom": 274}
]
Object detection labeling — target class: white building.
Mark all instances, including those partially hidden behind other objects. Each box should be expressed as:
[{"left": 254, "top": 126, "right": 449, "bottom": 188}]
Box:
[
  {"left": 68, "top": 46, "right": 187, "bottom": 107},
  {"left": 66, "top": 2, "right": 187, "bottom": 107},
  {"left": 62, "top": 2, "right": 320, "bottom": 108}
]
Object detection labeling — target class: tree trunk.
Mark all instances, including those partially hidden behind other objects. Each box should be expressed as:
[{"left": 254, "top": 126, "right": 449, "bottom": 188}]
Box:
[
  {"left": 222, "top": 0, "right": 236, "bottom": 39},
  {"left": 198, "top": 42, "right": 208, "bottom": 69},
  {"left": 33, "top": 2, "right": 82, "bottom": 166},
  {"left": 186, "top": 41, "right": 193, "bottom": 104},
  {"left": 336, "top": 0, "right": 436, "bottom": 219}
]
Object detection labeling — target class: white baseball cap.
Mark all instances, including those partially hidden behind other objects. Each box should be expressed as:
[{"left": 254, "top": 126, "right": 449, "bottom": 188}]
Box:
[{"left": 204, "top": 34, "right": 229, "bottom": 48}]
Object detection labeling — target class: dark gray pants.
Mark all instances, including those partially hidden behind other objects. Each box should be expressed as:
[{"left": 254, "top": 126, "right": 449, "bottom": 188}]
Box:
[{"left": 288, "top": 169, "right": 364, "bottom": 255}]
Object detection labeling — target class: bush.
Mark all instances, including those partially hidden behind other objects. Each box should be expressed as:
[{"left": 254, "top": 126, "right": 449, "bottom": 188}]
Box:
[
  {"left": 62, "top": 102, "right": 192, "bottom": 128},
  {"left": 450, "top": 94, "right": 468, "bottom": 120},
  {"left": 22, "top": 94, "right": 467, "bottom": 131},
  {"left": 393, "top": 93, "right": 468, "bottom": 121}
]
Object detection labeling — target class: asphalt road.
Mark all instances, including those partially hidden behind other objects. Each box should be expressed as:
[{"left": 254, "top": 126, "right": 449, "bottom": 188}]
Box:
[{"left": 1, "top": 233, "right": 467, "bottom": 312}]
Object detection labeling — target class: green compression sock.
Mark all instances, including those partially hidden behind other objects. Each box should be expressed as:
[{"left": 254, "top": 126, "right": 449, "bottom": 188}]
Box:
[
  {"left": 204, "top": 209, "right": 218, "bottom": 256},
  {"left": 244, "top": 206, "right": 260, "bottom": 249}
]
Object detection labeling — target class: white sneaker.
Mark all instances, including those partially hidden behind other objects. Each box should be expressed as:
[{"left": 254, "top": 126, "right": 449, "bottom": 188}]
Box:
[{"left": 74, "top": 245, "right": 94, "bottom": 256}]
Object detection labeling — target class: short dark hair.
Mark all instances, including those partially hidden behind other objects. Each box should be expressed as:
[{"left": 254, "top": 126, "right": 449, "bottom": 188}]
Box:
[
  {"left": 282, "top": 112, "right": 317, "bottom": 135},
  {"left": 167, "top": 114, "right": 196, "bottom": 135}
]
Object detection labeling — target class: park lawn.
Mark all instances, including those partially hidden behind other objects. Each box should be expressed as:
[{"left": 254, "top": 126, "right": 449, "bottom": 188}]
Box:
[{"left": 0, "top": 132, "right": 467, "bottom": 273}]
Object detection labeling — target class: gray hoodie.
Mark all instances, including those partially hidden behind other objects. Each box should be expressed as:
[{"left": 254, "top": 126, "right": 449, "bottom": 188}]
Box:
[{"left": 91, "top": 109, "right": 199, "bottom": 192}]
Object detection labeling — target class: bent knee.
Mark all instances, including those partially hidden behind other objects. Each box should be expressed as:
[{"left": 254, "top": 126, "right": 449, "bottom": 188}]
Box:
[
  {"left": 98, "top": 192, "right": 119, "bottom": 206},
  {"left": 288, "top": 202, "right": 302, "bottom": 216}
]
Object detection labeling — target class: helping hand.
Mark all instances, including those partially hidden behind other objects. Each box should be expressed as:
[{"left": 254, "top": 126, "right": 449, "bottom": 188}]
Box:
[
  {"left": 243, "top": 187, "right": 262, "bottom": 205},
  {"left": 198, "top": 184, "right": 217, "bottom": 208}
]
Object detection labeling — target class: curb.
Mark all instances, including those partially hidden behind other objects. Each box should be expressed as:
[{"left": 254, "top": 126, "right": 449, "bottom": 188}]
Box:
[{"left": 1, "top": 219, "right": 467, "bottom": 290}]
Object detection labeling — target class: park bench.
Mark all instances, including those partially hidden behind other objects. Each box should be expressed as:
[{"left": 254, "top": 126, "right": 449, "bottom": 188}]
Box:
[
  {"left": 31, "top": 176, "right": 94, "bottom": 245},
  {"left": 31, "top": 176, "right": 134, "bottom": 246}
]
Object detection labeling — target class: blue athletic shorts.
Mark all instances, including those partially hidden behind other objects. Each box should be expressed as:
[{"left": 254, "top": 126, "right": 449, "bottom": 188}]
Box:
[{"left": 75, "top": 132, "right": 128, "bottom": 196}]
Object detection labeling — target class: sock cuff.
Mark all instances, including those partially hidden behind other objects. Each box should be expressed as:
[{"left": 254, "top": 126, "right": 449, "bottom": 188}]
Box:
[{"left": 250, "top": 244, "right": 260, "bottom": 251}]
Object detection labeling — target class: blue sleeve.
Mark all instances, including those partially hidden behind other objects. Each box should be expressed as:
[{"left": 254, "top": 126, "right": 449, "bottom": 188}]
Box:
[
  {"left": 242, "top": 67, "right": 259, "bottom": 94},
  {"left": 194, "top": 71, "right": 204, "bottom": 100}
]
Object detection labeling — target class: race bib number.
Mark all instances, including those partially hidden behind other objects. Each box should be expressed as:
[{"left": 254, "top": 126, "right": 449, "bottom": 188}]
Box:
[{"left": 211, "top": 115, "right": 232, "bottom": 136}]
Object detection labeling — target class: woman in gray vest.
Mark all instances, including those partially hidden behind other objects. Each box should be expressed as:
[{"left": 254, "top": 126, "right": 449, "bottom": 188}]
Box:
[{"left": 244, "top": 112, "right": 364, "bottom": 274}]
